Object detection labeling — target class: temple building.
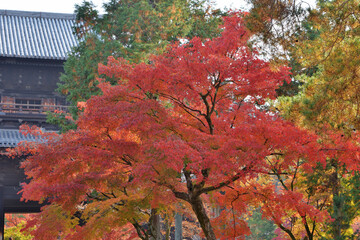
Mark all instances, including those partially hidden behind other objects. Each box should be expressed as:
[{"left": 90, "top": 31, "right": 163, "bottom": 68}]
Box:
[{"left": 0, "top": 9, "right": 77, "bottom": 239}]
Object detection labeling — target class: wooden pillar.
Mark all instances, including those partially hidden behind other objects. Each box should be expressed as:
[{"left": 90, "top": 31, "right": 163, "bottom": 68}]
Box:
[
  {"left": 0, "top": 186, "right": 4, "bottom": 240},
  {"left": 175, "top": 212, "right": 182, "bottom": 240}
]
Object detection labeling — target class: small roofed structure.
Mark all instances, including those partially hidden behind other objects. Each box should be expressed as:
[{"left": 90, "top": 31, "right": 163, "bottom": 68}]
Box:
[{"left": 0, "top": 10, "right": 77, "bottom": 239}]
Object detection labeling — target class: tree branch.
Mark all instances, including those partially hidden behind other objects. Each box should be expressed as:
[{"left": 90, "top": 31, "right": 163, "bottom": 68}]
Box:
[
  {"left": 132, "top": 219, "right": 149, "bottom": 240},
  {"left": 199, "top": 171, "right": 243, "bottom": 195}
]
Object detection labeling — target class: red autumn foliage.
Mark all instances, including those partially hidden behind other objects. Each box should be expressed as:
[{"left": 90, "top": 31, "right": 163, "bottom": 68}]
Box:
[{"left": 5, "top": 214, "right": 34, "bottom": 228}]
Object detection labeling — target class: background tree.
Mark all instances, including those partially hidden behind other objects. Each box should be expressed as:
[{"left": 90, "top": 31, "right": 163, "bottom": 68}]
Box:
[
  {"left": 245, "top": 0, "right": 312, "bottom": 62},
  {"left": 241, "top": 1, "right": 360, "bottom": 238},
  {"left": 244, "top": 0, "right": 320, "bottom": 97},
  {"left": 246, "top": 208, "right": 276, "bottom": 240},
  {"left": 273, "top": 0, "right": 360, "bottom": 238}
]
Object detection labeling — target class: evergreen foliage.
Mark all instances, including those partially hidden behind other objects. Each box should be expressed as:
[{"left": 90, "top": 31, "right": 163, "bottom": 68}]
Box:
[{"left": 53, "top": 0, "right": 224, "bottom": 127}]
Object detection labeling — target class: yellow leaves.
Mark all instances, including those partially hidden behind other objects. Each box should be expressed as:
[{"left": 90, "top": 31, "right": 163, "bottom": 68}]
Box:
[
  {"left": 269, "top": 61, "right": 283, "bottom": 72},
  {"left": 279, "top": 46, "right": 360, "bottom": 129},
  {"left": 31, "top": 205, "right": 79, "bottom": 239},
  {"left": 356, "top": 66, "right": 360, "bottom": 78},
  {"left": 255, "top": 174, "right": 272, "bottom": 186}
]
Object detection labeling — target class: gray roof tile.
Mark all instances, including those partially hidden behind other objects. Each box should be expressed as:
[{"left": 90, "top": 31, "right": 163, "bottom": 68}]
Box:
[
  {"left": 0, "top": 10, "right": 78, "bottom": 60},
  {"left": 0, "top": 129, "right": 43, "bottom": 147}
]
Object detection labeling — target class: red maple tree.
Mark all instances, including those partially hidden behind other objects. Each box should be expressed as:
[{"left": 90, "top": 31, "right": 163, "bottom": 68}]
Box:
[{"left": 13, "top": 12, "right": 359, "bottom": 239}]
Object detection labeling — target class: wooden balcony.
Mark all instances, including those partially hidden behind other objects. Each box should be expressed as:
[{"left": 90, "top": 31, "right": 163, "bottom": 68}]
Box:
[{"left": 0, "top": 103, "right": 68, "bottom": 115}]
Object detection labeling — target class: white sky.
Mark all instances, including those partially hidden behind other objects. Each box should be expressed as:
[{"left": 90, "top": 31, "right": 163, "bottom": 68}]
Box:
[{"left": 0, "top": 0, "right": 249, "bottom": 14}]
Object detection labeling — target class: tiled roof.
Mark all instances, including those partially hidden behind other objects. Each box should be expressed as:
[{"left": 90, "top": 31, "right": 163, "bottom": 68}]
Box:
[
  {"left": 0, "top": 10, "right": 78, "bottom": 60},
  {"left": 0, "top": 129, "right": 41, "bottom": 147}
]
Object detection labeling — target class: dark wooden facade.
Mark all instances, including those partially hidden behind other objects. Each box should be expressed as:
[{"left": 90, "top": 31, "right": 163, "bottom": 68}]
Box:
[
  {"left": 0, "top": 10, "right": 77, "bottom": 239},
  {"left": 0, "top": 57, "right": 68, "bottom": 129},
  {"left": 0, "top": 151, "right": 42, "bottom": 212}
]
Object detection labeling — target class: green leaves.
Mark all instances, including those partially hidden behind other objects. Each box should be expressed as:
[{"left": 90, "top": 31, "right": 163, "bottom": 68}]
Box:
[{"left": 56, "top": 0, "right": 224, "bottom": 131}]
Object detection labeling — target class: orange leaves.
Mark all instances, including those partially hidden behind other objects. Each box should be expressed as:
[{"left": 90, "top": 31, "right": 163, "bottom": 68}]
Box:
[
  {"left": 77, "top": 101, "right": 86, "bottom": 111},
  {"left": 98, "top": 12, "right": 291, "bottom": 115},
  {"left": 25, "top": 205, "right": 78, "bottom": 240}
]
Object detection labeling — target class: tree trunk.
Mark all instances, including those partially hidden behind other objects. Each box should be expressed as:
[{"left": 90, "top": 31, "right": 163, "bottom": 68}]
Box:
[
  {"left": 331, "top": 160, "right": 342, "bottom": 240},
  {"left": 149, "top": 209, "right": 161, "bottom": 240},
  {"left": 190, "top": 196, "right": 216, "bottom": 240}
]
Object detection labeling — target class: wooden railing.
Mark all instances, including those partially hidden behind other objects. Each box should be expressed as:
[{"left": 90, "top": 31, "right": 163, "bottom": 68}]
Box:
[{"left": 0, "top": 103, "right": 68, "bottom": 114}]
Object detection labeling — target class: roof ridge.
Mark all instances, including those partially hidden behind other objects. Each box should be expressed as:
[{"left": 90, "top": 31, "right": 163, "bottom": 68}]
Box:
[
  {"left": 0, "top": 9, "right": 78, "bottom": 60},
  {"left": 0, "top": 9, "right": 76, "bottom": 20}
]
